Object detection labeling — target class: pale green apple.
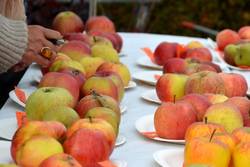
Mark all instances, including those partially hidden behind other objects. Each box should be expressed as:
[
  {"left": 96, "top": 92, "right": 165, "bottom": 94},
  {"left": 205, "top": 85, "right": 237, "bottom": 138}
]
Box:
[
  {"left": 234, "top": 43, "right": 250, "bottom": 66},
  {"left": 91, "top": 44, "right": 119, "bottom": 63}
]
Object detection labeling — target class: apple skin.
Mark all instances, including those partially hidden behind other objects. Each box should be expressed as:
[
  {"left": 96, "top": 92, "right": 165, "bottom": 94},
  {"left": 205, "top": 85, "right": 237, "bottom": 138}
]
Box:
[
  {"left": 185, "top": 71, "right": 225, "bottom": 95},
  {"left": 232, "top": 127, "right": 250, "bottom": 144},
  {"left": 226, "top": 97, "right": 250, "bottom": 126},
  {"left": 184, "top": 63, "right": 217, "bottom": 75},
  {"left": 186, "top": 41, "right": 204, "bottom": 49},
  {"left": 85, "top": 107, "right": 120, "bottom": 135},
  {"left": 81, "top": 75, "right": 119, "bottom": 101},
  {"left": 204, "top": 102, "right": 243, "bottom": 133},
  {"left": 154, "top": 42, "right": 179, "bottom": 65},
  {"left": 16, "top": 135, "right": 64, "bottom": 167},
  {"left": 232, "top": 141, "right": 250, "bottom": 167},
  {"left": 180, "top": 93, "right": 211, "bottom": 121},
  {"left": 39, "top": 72, "right": 80, "bottom": 107},
  {"left": 26, "top": 87, "right": 75, "bottom": 120},
  {"left": 184, "top": 137, "right": 231, "bottom": 167},
  {"left": 238, "top": 26, "right": 250, "bottom": 39},
  {"left": 181, "top": 48, "right": 212, "bottom": 62},
  {"left": 154, "top": 101, "right": 197, "bottom": 139},
  {"left": 163, "top": 58, "right": 187, "bottom": 74},
  {"left": 85, "top": 16, "right": 116, "bottom": 33},
  {"left": 185, "top": 122, "right": 226, "bottom": 143},
  {"left": 64, "top": 128, "right": 110, "bottom": 167},
  {"left": 64, "top": 33, "right": 91, "bottom": 46},
  {"left": 201, "top": 62, "right": 222, "bottom": 72},
  {"left": 96, "top": 62, "right": 131, "bottom": 87},
  {"left": 156, "top": 73, "right": 188, "bottom": 102},
  {"left": 203, "top": 93, "right": 228, "bottom": 104},
  {"left": 76, "top": 93, "right": 120, "bottom": 120},
  {"left": 58, "top": 68, "right": 86, "bottom": 88},
  {"left": 52, "top": 11, "right": 84, "bottom": 36},
  {"left": 218, "top": 73, "right": 247, "bottom": 97},
  {"left": 58, "top": 40, "right": 91, "bottom": 61},
  {"left": 216, "top": 29, "right": 241, "bottom": 51},
  {"left": 66, "top": 118, "right": 116, "bottom": 153},
  {"left": 79, "top": 57, "right": 105, "bottom": 78},
  {"left": 224, "top": 44, "right": 237, "bottom": 66},
  {"left": 11, "top": 121, "right": 66, "bottom": 162},
  {"left": 39, "top": 153, "right": 82, "bottom": 167}
]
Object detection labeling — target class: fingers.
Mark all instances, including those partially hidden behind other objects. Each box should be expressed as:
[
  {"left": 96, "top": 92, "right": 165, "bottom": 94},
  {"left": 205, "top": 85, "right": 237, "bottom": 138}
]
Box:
[
  {"left": 42, "top": 27, "right": 62, "bottom": 39},
  {"left": 42, "top": 38, "right": 56, "bottom": 50},
  {"left": 23, "top": 50, "right": 50, "bottom": 68}
]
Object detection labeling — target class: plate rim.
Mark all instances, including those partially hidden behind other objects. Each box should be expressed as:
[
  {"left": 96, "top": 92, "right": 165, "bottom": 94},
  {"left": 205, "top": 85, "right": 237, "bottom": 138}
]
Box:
[
  {"left": 0, "top": 117, "right": 18, "bottom": 140},
  {"left": 136, "top": 56, "right": 163, "bottom": 70},
  {"left": 141, "top": 90, "right": 161, "bottom": 104},
  {"left": 132, "top": 71, "right": 162, "bottom": 86}
]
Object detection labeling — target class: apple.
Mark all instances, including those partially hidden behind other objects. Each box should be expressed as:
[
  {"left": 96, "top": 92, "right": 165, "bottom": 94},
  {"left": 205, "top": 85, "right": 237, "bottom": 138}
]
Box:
[
  {"left": 79, "top": 57, "right": 105, "bottom": 78},
  {"left": 153, "top": 42, "right": 179, "bottom": 65},
  {"left": 234, "top": 42, "right": 250, "bottom": 66},
  {"left": 66, "top": 118, "right": 116, "bottom": 153},
  {"left": 184, "top": 63, "right": 217, "bottom": 75},
  {"left": 204, "top": 102, "right": 243, "bottom": 133},
  {"left": 210, "top": 133, "right": 236, "bottom": 153},
  {"left": 232, "top": 141, "right": 250, "bottom": 167},
  {"left": 154, "top": 101, "right": 197, "bottom": 139},
  {"left": 203, "top": 93, "right": 228, "bottom": 104},
  {"left": 64, "top": 128, "right": 110, "bottom": 166},
  {"left": 218, "top": 73, "right": 247, "bottom": 97},
  {"left": 85, "top": 16, "right": 116, "bottom": 33},
  {"left": 58, "top": 68, "right": 86, "bottom": 87},
  {"left": 91, "top": 43, "right": 119, "bottom": 63},
  {"left": 201, "top": 62, "right": 222, "bottom": 72},
  {"left": 226, "top": 97, "right": 250, "bottom": 126},
  {"left": 156, "top": 73, "right": 188, "bottom": 102},
  {"left": 39, "top": 72, "right": 80, "bottom": 106},
  {"left": 43, "top": 106, "right": 80, "bottom": 128},
  {"left": 97, "top": 62, "right": 131, "bottom": 87},
  {"left": 39, "top": 153, "right": 81, "bottom": 167},
  {"left": 95, "top": 71, "right": 124, "bottom": 102},
  {"left": 52, "top": 11, "right": 84, "bottom": 35},
  {"left": 58, "top": 40, "right": 91, "bottom": 61},
  {"left": 180, "top": 93, "right": 211, "bottom": 121},
  {"left": 163, "top": 58, "right": 187, "bottom": 74},
  {"left": 232, "top": 127, "right": 250, "bottom": 144},
  {"left": 184, "top": 135, "right": 231, "bottom": 167},
  {"left": 238, "top": 26, "right": 250, "bottom": 39},
  {"left": 81, "top": 75, "right": 119, "bottom": 101},
  {"left": 185, "top": 71, "right": 225, "bottom": 95},
  {"left": 64, "top": 33, "right": 91, "bottom": 46},
  {"left": 216, "top": 29, "right": 240, "bottom": 50},
  {"left": 11, "top": 121, "right": 66, "bottom": 162},
  {"left": 186, "top": 41, "right": 204, "bottom": 49},
  {"left": 85, "top": 107, "right": 119, "bottom": 135},
  {"left": 76, "top": 93, "right": 120, "bottom": 120},
  {"left": 224, "top": 44, "right": 237, "bottom": 65},
  {"left": 89, "top": 35, "right": 113, "bottom": 47},
  {"left": 185, "top": 121, "right": 226, "bottom": 143},
  {"left": 16, "top": 135, "right": 64, "bottom": 167},
  {"left": 182, "top": 48, "right": 212, "bottom": 62},
  {"left": 25, "top": 87, "right": 75, "bottom": 120}
]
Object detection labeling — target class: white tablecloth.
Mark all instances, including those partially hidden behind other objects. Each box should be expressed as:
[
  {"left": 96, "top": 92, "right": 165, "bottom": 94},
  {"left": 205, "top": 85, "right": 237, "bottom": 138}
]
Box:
[{"left": 1, "top": 32, "right": 248, "bottom": 166}]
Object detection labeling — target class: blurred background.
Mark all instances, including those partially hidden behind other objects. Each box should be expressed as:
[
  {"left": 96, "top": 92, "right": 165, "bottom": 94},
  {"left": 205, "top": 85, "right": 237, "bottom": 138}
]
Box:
[{"left": 25, "top": 0, "right": 250, "bottom": 38}]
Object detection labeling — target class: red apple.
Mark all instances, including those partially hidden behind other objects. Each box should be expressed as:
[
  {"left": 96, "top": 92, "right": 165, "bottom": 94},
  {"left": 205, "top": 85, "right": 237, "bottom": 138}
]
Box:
[
  {"left": 63, "top": 33, "right": 91, "bottom": 46},
  {"left": 52, "top": 11, "right": 84, "bottom": 36},
  {"left": 232, "top": 127, "right": 250, "bottom": 144},
  {"left": 85, "top": 16, "right": 116, "bottom": 33},
  {"left": 216, "top": 29, "right": 240, "bottom": 51},
  {"left": 58, "top": 68, "right": 86, "bottom": 88},
  {"left": 182, "top": 48, "right": 212, "bottom": 62},
  {"left": 163, "top": 58, "right": 187, "bottom": 74},
  {"left": 238, "top": 26, "right": 250, "bottom": 39},
  {"left": 154, "top": 101, "right": 197, "bottom": 139},
  {"left": 184, "top": 63, "right": 217, "bottom": 75},
  {"left": 154, "top": 42, "right": 179, "bottom": 65}
]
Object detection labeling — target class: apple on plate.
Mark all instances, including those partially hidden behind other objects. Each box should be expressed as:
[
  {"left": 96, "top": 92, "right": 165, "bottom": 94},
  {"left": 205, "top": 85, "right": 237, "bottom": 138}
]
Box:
[
  {"left": 154, "top": 100, "right": 197, "bottom": 139},
  {"left": 52, "top": 11, "right": 84, "bottom": 35},
  {"left": 58, "top": 68, "right": 86, "bottom": 88},
  {"left": 186, "top": 41, "right": 204, "bottom": 49},
  {"left": 39, "top": 153, "right": 82, "bottom": 167},
  {"left": 184, "top": 63, "right": 217, "bottom": 75},
  {"left": 203, "top": 93, "right": 228, "bottom": 104},
  {"left": 238, "top": 26, "right": 250, "bottom": 39},
  {"left": 76, "top": 93, "right": 120, "bottom": 120},
  {"left": 25, "top": 87, "right": 75, "bottom": 120},
  {"left": 232, "top": 141, "right": 250, "bottom": 167},
  {"left": 85, "top": 16, "right": 116, "bottom": 33},
  {"left": 216, "top": 29, "right": 240, "bottom": 51},
  {"left": 64, "top": 33, "right": 91, "bottom": 46},
  {"left": 163, "top": 58, "right": 187, "bottom": 74},
  {"left": 79, "top": 57, "right": 105, "bottom": 78},
  {"left": 232, "top": 127, "right": 250, "bottom": 144},
  {"left": 156, "top": 73, "right": 188, "bottom": 102},
  {"left": 181, "top": 48, "right": 212, "bottom": 62}
]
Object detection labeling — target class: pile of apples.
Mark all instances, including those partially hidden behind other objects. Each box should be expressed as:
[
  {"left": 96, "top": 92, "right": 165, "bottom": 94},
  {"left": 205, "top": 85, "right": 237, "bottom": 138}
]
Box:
[
  {"left": 216, "top": 26, "right": 250, "bottom": 67},
  {"left": 9, "top": 11, "right": 131, "bottom": 167}
]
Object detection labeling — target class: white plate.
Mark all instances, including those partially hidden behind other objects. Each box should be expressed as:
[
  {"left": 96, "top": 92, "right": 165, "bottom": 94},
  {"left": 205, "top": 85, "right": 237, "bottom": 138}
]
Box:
[
  {"left": 112, "top": 160, "right": 127, "bottom": 167},
  {"left": 0, "top": 141, "right": 13, "bottom": 163},
  {"left": 141, "top": 90, "right": 161, "bottom": 104},
  {"left": 125, "top": 80, "right": 137, "bottom": 89},
  {"left": 120, "top": 105, "right": 127, "bottom": 114},
  {"left": 136, "top": 57, "right": 163, "bottom": 70},
  {"left": 132, "top": 71, "right": 162, "bottom": 86},
  {"left": 115, "top": 135, "right": 126, "bottom": 147},
  {"left": 0, "top": 118, "right": 17, "bottom": 140},
  {"left": 135, "top": 114, "right": 185, "bottom": 144},
  {"left": 153, "top": 148, "right": 184, "bottom": 167}
]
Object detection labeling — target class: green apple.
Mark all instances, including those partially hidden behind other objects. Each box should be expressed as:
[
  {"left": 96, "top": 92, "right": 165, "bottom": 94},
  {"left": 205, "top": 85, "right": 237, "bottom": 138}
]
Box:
[
  {"left": 42, "top": 106, "right": 80, "bottom": 128},
  {"left": 234, "top": 43, "right": 250, "bottom": 66},
  {"left": 79, "top": 56, "right": 105, "bottom": 78},
  {"left": 224, "top": 44, "right": 238, "bottom": 65},
  {"left": 26, "top": 87, "right": 74, "bottom": 120},
  {"left": 91, "top": 44, "right": 119, "bottom": 63},
  {"left": 90, "top": 36, "right": 113, "bottom": 47}
]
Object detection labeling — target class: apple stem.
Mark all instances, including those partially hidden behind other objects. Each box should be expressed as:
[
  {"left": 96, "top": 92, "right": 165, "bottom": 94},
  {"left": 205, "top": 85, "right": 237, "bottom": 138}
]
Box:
[
  {"left": 92, "top": 90, "right": 100, "bottom": 98},
  {"left": 93, "top": 36, "right": 97, "bottom": 43},
  {"left": 205, "top": 117, "right": 208, "bottom": 124},
  {"left": 173, "top": 95, "right": 176, "bottom": 103},
  {"left": 209, "top": 129, "right": 216, "bottom": 142},
  {"left": 88, "top": 116, "right": 93, "bottom": 123}
]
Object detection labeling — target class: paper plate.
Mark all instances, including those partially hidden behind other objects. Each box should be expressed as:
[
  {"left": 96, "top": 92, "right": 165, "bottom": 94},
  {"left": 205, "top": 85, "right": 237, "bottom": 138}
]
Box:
[
  {"left": 120, "top": 105, "right": 127, "bottom": 114},
  {"left": 0, "top": 141, "right": 13, "bottom": 163},
  {"left": 115, "top": 135, "right": 126, "bottom": 147},
  {"left": 0, "top": 118, "right": 17, "bottom": 140},
  {"left": 132, "top": 71, "right": 162, "bottom": 86},
  {"left": 141, "top": 90, "right": 161, "bottom": 104},
  {"left": 153, "top": 148, "right": 184, "bottom": 167},
  {"left": 135, "top": 114, "right": 185, "bottom": 144},
  {"left": 136, "top": 57, "right": 162, "bottom": 70},
  {"left": 125, "top": 80, "right": 137, "bottom": 89}
]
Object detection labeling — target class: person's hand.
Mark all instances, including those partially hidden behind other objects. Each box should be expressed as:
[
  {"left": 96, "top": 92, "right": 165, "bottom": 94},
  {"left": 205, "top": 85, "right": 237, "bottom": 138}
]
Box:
[{"left": 18, "top": 25, "right": 62, "bottom": 70}]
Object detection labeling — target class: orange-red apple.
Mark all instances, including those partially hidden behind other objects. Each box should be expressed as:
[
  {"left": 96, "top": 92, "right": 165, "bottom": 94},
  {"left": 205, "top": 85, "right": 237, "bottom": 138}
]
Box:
[
  {"left": 154, "top": 42, "right": 179, "bottom": 65},
  {"left": 216, "top": 29, "right": 240, "bottom": 51},
  {"left": 85, "top": 16, "right": 116, "bottom": 33},
  {"left": 163, "top": 58, "right": 187, "bottom": 74},
  {"left": 238, "top": 26, "right": 250, "bottom": 39},
  {"left": 182, "top": 48, "right": 212, "bottom": 62}
]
